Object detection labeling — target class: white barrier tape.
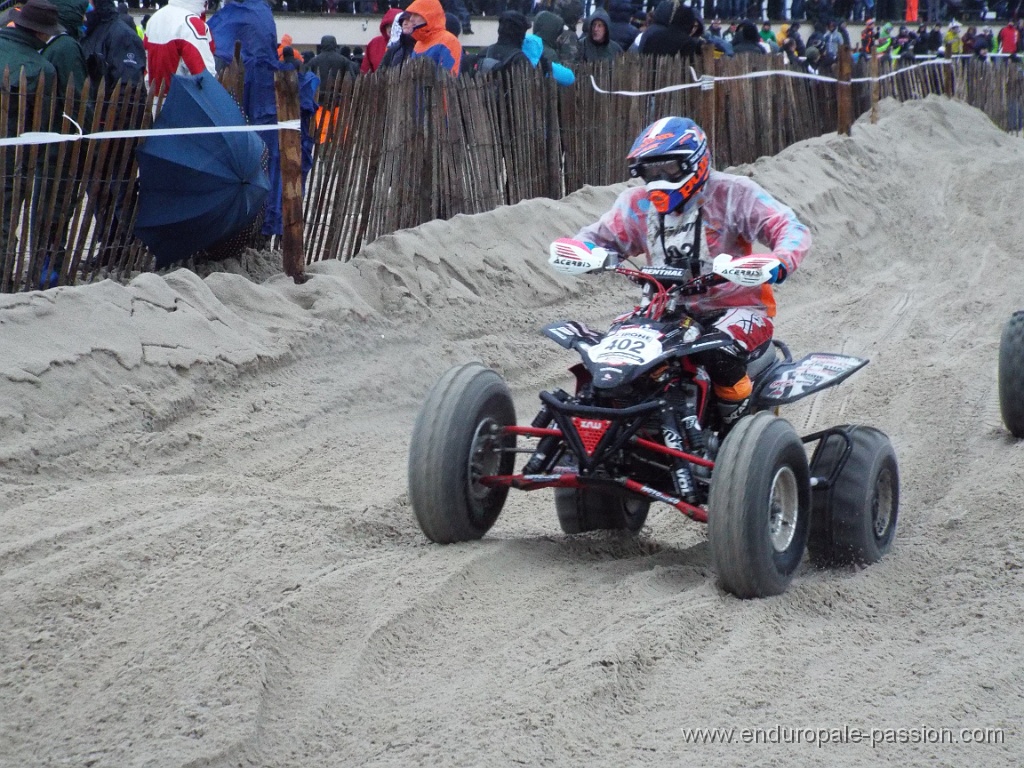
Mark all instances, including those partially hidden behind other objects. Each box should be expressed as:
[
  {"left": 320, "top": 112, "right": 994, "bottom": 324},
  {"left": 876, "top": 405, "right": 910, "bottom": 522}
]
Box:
[
  {"left": 0, "top": 118, "right": 301, "bottom": 148},
  {"left": 590, "top": 58, "right": 951, "bottom": 97}
]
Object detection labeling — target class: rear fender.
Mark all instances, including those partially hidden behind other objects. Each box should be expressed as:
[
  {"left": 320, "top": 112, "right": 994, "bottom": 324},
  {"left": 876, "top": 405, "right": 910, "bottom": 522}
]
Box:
[{"left": 753, "top": 353, "right": 869, "bottom": 407}]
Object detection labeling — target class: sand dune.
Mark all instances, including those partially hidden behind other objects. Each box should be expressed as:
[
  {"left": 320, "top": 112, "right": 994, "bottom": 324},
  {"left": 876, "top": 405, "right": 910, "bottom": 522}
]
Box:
[{"left": 1, "top": 95, "right": 1022, "bottom": 767}]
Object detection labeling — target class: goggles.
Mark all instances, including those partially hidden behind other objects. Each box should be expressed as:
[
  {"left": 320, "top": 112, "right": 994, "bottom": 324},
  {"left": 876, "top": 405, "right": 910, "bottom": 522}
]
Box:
[{"left": 629, "top": 157, "right": 692, "bottom": 185}]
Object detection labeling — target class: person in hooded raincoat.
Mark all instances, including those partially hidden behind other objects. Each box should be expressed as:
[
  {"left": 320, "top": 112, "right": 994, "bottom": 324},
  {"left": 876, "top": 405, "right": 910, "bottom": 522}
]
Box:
[
  {"left": 404, "top": 0, "right": 462, "bottom": 75},
  {"left": 143, "top": 0, "right": 215, "bottom": 93},
  {"left": 578, "top": 8, "right": 622, "bottom": 62},
  {"left": 82, "top": 0, "right": 147, "bottom": 86},
  {"left": 208, "top": 0, "right": 318, "bottom": 238},
  {"left": 305, "top": 34, "right": 358, "bottom": 82},
  {"left": 531, "top": 9, "right": 566, "bottom": 63},
  {"left": 32, "top": 0, "right": 90, "bottom": 286},
  {"left": 522, "top": 32, "right": 574, "bottom": 85},
  {"left": 636, "top": 0, "right": 702, "bottom": 60},
  {"left": 363, "top": 7, "right": 401, "bottom": 72},
  {"left": 380, "top": 11, "right": 416, "bottom": 69},
  {"left": 1, "top": 0, "right": 59, "bottom": 282}
]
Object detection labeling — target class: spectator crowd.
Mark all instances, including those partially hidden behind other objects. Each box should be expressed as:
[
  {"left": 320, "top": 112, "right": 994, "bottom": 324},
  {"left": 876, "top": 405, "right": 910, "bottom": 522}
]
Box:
[{"left": 2, "top": 0, "right": 1022, "bottom": 286}]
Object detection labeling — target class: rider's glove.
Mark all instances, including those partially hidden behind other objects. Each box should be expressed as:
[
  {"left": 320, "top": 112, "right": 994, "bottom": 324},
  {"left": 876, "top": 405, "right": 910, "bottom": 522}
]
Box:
[{"left": 767, "top": 262, "right": 787, "bottom": 284}]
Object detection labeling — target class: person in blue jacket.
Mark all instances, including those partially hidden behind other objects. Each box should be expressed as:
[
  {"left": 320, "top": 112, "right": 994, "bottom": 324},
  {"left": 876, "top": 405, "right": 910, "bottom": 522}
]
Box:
[{"left": 522, "top": 32, "right": 574, "bottom": 85}]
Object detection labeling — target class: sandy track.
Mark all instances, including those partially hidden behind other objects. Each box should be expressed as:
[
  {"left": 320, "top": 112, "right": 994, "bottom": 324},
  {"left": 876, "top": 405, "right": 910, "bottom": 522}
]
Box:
[{"left": 1, "top": 96, "right": 1023, "bottom": 767}]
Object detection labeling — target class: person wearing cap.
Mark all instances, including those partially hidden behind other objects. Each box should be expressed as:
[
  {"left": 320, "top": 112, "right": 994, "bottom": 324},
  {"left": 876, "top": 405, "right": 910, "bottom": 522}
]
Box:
[
  {"left": 40, "top": 0, "right": 88, "bottom": 95},
  {"left": 943, "top": 20, "right": 963, "bottom": 55},
  {"left": 0, "top": 0, "right": 60, "bottom": 263},
  {"left": 143, "top": 0, "right": 215, "bottom": 94}
]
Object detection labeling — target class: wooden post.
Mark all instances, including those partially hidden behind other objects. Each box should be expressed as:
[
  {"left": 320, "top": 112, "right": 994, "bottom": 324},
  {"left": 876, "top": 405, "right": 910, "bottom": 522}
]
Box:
[
  {"left": 701, "top": 44, "right": 716, "bottom": 157},
  {"left": 274, "top": 68, "right": 307, "bottom": 284},
  {"left": 943, "top": 44, "right": 954, "bottom": 97},
  {"left": 870, "top": 53, "right": 880, "bottom": 124},
  {"left": 224, "top": 40, "right": 245, "bottom": 107},
  {"left": 836, "top": 46, "right": 853, "bottom": 136}
]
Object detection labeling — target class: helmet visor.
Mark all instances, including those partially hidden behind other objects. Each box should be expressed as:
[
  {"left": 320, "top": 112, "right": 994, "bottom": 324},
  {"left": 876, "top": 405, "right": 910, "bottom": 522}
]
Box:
[{"left": 629, "top": 157, "right": 691, "bottom": 184}]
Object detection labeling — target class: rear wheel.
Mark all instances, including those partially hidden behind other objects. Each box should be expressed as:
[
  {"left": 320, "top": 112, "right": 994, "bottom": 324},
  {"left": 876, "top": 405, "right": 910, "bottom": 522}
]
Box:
[
  {"left": 708, "top": 412, "right": 811, "bottom": 599},
  {"left": 998, "top": 311, "right": 1024, "bottom": 438},
  {"left": 554, "top": 486, "right": 650, "bottom": 534},
  {"left": 408, "top": 363, "right": 516, "bottom": 543},
  {"left": 807, "top": 426, "right": 899, "bottom": 567}
]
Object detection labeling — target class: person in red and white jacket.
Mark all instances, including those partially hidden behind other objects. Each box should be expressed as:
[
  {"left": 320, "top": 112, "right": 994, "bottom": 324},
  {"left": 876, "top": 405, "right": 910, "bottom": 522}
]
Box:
[{"left": 143, "top": 0, "right": 216, "bottom": 94}]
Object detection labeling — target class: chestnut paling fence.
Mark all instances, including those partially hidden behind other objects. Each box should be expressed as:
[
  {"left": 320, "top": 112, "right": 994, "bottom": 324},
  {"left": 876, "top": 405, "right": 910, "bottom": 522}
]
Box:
[{"left": 1, "top": 54, "right": 1022, "bottom": 293}]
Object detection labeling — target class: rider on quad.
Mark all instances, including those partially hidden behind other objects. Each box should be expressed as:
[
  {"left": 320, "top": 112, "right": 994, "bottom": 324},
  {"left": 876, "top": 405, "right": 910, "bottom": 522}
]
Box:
[{"left": 569, "top": 116, "right": 812, "bottom": 430}]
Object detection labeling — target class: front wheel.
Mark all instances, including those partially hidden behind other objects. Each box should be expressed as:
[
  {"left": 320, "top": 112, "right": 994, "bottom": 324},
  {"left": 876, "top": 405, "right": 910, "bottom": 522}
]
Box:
[
  {"left": 807, "top": 426, "right": 899, "bottom": 567},
  {"left": 998, "top": 311, "right": 1024, "bottom": 438},
  {"left": 708, "top": 412, "right": 811, "bottom": 599},
  {"left": 408, "top": 363, "right": 516, "bottom": 543}
]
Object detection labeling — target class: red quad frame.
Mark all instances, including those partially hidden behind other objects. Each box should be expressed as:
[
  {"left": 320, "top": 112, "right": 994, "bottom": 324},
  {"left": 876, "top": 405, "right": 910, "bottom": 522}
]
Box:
[
  {"left": 480, "top": 414, "right": 857, "bottom": 526},
  {"left": 480, "top": 414, "right": 715, "bottom": 523}
]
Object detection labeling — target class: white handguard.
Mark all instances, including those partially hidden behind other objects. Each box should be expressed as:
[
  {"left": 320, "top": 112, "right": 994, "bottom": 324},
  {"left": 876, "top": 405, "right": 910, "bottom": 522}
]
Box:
[
  {"left": 548, "top": 238, "right": 618, "bottom": 275},
  {"left": 712, "top": 253, "right": 785, "bottom": 287}
]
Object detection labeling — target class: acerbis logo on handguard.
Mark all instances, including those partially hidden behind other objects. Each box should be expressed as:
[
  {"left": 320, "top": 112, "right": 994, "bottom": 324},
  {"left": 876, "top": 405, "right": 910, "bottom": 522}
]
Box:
[{"left": 719, "top": 267, "right": 761, "bottom": 278}]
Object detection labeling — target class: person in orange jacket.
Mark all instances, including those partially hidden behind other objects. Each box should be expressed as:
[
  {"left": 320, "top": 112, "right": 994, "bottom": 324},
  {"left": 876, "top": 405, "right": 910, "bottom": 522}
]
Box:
[
  {"left": 277, "top": 31, "right": 294, "bottom": 60},
  {"left": 403, "top": 0, "right": 461, "bottom": 76}
]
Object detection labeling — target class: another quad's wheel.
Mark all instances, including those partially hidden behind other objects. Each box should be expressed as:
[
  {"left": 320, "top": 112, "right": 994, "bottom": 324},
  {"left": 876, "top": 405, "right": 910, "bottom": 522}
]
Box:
[
  {"left": 998, "top": 311, "right": 1024, "bottom": 439},
  {"left": 708, "top": 412, "right": 811, "bottom": 599},
  {"left": 807, "top": 426, "right": 899, "bottom": 567},
  {"left": 408, "top": 363, "right": 516, "bottom": 543},
  {"left": 554, "top": 487, "right": 651, "bottom": 534}
]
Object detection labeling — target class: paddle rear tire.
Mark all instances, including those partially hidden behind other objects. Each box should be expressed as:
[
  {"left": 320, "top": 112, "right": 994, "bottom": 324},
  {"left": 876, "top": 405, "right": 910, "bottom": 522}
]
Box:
[
  {"left": 999, "top": 311, "right": 1024, "bottom": 438},
  {"left": 807, "top": 426, "right": 899, "bottom": 567},
  {"left": 554, "top": 487, "right": 650, "bottom": 534}
]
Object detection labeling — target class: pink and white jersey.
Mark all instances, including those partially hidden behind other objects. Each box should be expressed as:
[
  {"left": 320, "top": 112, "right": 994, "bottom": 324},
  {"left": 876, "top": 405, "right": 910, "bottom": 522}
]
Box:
[
  {"left": 143, "top": 0, "right": 216, "bottom": 93},
  {"left": 575, "top": 170, "right": 811, "bottom": 318}
]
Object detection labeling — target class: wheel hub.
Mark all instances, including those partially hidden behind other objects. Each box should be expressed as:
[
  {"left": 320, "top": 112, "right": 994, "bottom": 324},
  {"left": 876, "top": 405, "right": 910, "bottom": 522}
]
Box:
[
  {"left": 768, "top": 465, "right": 800, "bottom": 553},
  {"left": 872, "top": 467, "right": 895, "bottom": 539},
  {"left": 468, "top": 418, "right": 504, "bottom": 501}
]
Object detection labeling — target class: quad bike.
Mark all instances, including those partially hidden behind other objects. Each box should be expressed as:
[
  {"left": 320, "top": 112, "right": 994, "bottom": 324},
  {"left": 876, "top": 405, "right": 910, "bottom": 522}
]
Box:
[
  {"left": 998, "top": 311, "right": 1024, "bottom": 439},
  {"left": 408, "top": 241, "right": 900, "bottom": 599}
]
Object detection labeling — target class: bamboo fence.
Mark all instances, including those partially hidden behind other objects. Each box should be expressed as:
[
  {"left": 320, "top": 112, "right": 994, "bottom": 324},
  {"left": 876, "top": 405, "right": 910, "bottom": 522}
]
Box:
[{"left": 2, "top": 54, "right": 1022, "bottom": 292}]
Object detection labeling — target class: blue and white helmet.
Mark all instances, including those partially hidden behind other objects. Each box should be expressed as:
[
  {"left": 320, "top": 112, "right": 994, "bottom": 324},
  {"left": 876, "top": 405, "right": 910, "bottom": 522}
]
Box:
[{"left": 627, "top": 117, "right": 711, "bottom": 216}]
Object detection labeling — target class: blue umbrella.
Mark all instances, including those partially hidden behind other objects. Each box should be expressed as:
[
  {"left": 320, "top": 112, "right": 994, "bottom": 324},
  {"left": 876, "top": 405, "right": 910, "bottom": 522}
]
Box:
[{"left": 134, "top": 70, "right": 271, "bottom": 269}]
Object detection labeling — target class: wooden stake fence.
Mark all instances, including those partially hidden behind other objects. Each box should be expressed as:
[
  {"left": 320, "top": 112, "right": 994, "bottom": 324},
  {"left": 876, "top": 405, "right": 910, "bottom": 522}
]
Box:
[{"left": 3, "top": 54, "right": 1023, "bottom": 292}]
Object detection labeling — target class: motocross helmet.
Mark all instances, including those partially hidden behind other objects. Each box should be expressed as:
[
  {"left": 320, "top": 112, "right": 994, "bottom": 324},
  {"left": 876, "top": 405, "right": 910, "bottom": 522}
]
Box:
[{"left": 627, "top": 117, "right": 711, "bottom": 216}]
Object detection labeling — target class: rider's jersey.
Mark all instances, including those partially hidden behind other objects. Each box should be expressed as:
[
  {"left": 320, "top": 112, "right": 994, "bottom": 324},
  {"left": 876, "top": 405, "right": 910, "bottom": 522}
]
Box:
[{"left": 574, "top": 169, "right": 811, "bottom": 317}]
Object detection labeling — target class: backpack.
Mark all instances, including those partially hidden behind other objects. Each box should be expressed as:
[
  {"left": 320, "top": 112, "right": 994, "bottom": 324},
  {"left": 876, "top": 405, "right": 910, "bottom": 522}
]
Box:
[{"left": 466, "top": 48, "right": 531, "bottom": 77}]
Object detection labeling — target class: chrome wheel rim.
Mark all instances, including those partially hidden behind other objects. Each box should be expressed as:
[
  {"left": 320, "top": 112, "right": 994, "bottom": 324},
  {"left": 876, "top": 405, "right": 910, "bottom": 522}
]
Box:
[
  {"left": 468, "top": 418, "right": 504, "bottom": 502},
  {"left": 768, "top": 466, "right": 800, "bottom": 553},
  {"left": 873, "top": 467, "right": 895, "bottom": 539}
]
